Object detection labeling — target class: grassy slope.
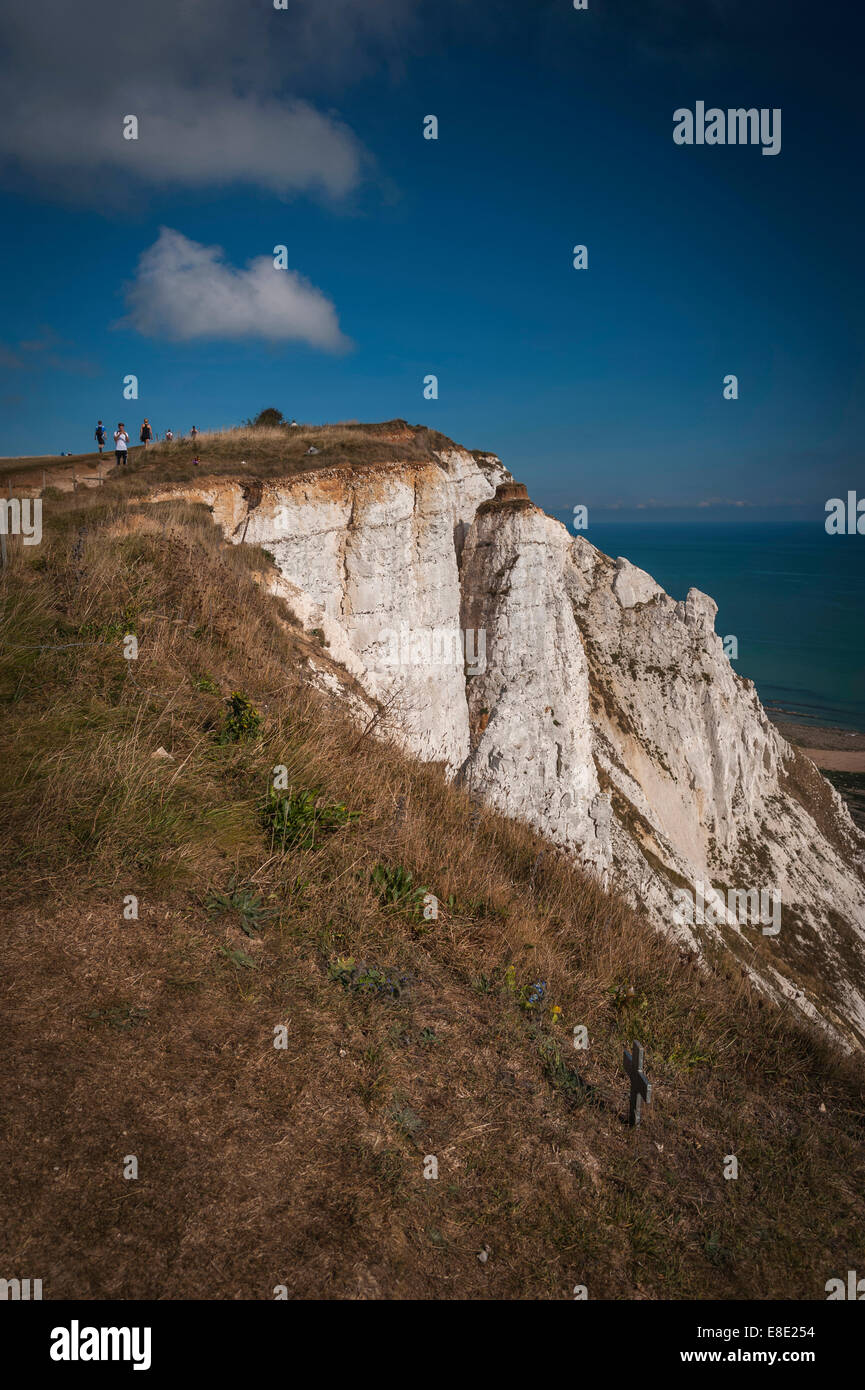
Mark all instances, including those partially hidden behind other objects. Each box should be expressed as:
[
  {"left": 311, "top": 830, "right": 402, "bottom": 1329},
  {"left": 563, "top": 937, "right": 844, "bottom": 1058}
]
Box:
[
  {"left": 1, "top": 467, "right": 864, "bottom": 1301},
  {"left": 2, "top": 419, "right": 462, "bottom": 492}
]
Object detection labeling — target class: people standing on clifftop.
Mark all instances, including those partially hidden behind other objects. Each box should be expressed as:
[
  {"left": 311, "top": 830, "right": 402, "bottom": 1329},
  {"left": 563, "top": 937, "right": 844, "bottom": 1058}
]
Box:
[
  {"left": 190, "top": 425, "right": 198, "bottom": 444},
  {"left": 140, "top": 419, "right": 153, "bottom": 448},
  {"left": 114, "top": 423, "right": 129, "bottom": 468},
  {"left": 164, "top": 428, "right": 173, "bottom": 442},
  {"left": 94, "top": 421, "right": 106, "bottom": 453}
]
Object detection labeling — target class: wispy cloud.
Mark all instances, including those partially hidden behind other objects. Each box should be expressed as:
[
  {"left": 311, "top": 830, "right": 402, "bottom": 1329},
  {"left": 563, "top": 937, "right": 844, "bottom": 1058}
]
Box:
[
  {"left": 121, "top": 229, "right": 350, "bottom": 352},
  {"left": 602, "top": 496, "right": 757, "bottom": 511},
  {"left": 4, "top": 93, "right": 365, "bottom": 201},
  {"left": 0, "top": 326, "right": 98, "bottom": 375}
]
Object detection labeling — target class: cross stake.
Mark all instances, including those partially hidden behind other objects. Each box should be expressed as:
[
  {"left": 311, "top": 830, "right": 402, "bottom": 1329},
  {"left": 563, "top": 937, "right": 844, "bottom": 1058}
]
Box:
[{"left": 623, "top": 1039, "right": 651, "bottom": 1127}]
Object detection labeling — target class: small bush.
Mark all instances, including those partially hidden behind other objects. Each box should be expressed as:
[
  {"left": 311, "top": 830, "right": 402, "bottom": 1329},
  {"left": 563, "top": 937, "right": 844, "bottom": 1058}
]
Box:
[
  {"left": 536, "top": 1035, "right": 596, "bottom": 1104},
  {"left": 205, "top": 879, "right": 277, "bottom": 937},
  {"left": 328, "top": 955, "right": 411, "bottom": 999},
  {"left": 77, "top": 603, "right": 138, "bottom": 642},
  {"left": 261, "top": 786, "right": 357, "bottom": 850},
  {"left": 217, "top": 692, "right": 262, "bottom": 744},
  {"left": 246, "top": 407, "right": 285, "bottom": 428},
  {"left": 371, "top": 863, "right": 431, "bottom": 919}
]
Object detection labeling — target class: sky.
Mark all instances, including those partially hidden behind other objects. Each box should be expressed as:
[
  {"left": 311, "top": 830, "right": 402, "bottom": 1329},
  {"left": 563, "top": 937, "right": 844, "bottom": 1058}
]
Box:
[{"left": 0, "top": 0, "right": 863, "bottom": 518}]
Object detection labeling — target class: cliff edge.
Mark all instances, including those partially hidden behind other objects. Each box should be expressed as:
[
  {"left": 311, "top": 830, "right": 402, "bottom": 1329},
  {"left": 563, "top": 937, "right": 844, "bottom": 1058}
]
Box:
[{"left": 151, "top": 427, "right": 865, "bottom": 1047}]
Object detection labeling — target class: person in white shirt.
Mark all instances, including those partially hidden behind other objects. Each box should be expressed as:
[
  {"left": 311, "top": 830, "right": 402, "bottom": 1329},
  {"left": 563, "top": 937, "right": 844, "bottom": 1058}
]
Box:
[{"left": 114, "top": 423, "right": 129, "bottom": 467}]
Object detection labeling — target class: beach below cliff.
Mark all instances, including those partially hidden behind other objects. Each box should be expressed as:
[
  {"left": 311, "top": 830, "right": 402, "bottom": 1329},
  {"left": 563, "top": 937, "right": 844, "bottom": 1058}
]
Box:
[{"left": 771, "top": 718, "right": 865, "bottom": 829}]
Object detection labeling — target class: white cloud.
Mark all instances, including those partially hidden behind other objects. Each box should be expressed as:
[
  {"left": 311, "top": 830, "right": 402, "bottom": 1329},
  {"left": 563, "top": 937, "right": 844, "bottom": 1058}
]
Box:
[
  {"left": 121, "top": 228, "right": 350, "bottom": 351},
  {"left": 0, "top": 0, "right": 421, "bottom": 199}
]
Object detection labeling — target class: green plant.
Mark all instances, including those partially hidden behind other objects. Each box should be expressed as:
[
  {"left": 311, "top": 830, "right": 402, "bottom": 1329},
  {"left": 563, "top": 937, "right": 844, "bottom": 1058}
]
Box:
[
  {"left": 390, "top": 1103, "right": 422, "bottom": 1138},
  {"left": 205, "top": 878, "right": 277, "bottom": 937},
  {"left": 217, "top": 943, "right": 258, "bottom": 970},
  {"left": 665, "top": 1042, "right": 713, "bottom": 1073},
  {"left": 262, "top": 786, "right": 357, "bottom": 849},
  {"left": 445, "top": 891, "right": 499, "bottom": 920},
  {"left": 217, "top": 692, "right": 263, "bottom": 744},
  {"left": 327, "top": 956, "right": 411, "bottom": 999},
  {"left": 537, "top": 1036, "right": 596, "bottom": 1104},
  {"left": 288, "top": 873, "right": 311, "bottom": 908},
  {"left": 327, "top": 954, "right": 357, "bottom": 986},
  {"left": 77, "top": 602, "right": 138, "bottom": 642},
  {"left": 471, "top": 972, "right": 498, "bottom": 995},
  {"left": 607, "top": 982, "right": 647, "bottom": 1012},
  {"left": 195, "top": 674, "right": 220, "bottom": 694},
  {"left": 370, "top": 863, "right": 431, "bottom": 919},
  {"left": 516, "top": 979, "right": 547, "bottom": 1013},
  {"left": 501, "top": 964, "right": 547, "bottom": 1012}
]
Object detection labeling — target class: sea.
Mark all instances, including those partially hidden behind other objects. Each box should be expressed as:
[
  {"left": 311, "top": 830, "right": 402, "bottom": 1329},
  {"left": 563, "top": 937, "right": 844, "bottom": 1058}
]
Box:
[{"left": 550, "top": 519, "right": 865, "bottom": 734}]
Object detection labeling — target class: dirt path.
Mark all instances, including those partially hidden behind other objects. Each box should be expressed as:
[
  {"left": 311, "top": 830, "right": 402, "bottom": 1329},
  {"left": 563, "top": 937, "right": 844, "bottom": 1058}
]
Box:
[{"left": 2, "top": 456, "right": 117, "bottom": 494}]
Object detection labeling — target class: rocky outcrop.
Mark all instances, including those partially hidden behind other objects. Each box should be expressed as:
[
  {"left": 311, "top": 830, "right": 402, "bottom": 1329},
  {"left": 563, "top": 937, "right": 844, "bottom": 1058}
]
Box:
[
  {"left": 459, "top": 485, "right": 611, "bottom": 876},
  {"left": 566, "top": 539, "right": 865, "bottom": 1046},
  {"left": 152, "top": 435, "right": 865, "bottom": 1047}
]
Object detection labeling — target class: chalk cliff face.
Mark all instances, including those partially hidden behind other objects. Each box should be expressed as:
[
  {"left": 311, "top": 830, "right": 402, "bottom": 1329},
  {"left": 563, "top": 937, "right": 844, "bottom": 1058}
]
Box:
[
  {"left": 459, "top": 486, "right": 611, "bottom": 876},
  {"left": 154, "top": 440, "right": 865, "bottom": 1047}
]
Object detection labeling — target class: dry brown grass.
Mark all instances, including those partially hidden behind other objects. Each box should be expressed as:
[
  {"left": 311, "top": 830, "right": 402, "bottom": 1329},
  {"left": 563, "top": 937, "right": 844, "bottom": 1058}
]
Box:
[
  {"left": 2, "top": 419, "right": 458, "bottom": 494},
  {"left": 1, "top": 482, "right": 864, "bottom": 1300}
]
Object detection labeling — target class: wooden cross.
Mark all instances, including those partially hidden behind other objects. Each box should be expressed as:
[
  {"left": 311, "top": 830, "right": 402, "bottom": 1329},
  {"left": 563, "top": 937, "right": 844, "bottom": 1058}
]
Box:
[{"left": 623, "top": 1039, "right": 651, "bottom": 1126}]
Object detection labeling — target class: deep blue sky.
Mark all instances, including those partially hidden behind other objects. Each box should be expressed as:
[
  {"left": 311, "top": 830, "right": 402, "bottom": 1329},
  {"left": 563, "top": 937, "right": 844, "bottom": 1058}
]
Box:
[{"left": 1, "top": 0, "right": 863, "bottom": 518}]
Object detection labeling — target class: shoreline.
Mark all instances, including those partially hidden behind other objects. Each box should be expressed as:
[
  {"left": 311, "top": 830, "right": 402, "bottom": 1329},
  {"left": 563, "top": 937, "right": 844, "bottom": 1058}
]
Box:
[
  {"left": 769, "top": 717, "right": 865, "bottom": 768},
  {"left": 770, "top": 717, "right": 865, "bottom": 830}
]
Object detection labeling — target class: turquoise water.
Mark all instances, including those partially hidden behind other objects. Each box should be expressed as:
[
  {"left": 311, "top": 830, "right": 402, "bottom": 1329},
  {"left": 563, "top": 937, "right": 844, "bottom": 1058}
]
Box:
[{"left": 552, "top": 520, "right": 865, "bottom": 733}]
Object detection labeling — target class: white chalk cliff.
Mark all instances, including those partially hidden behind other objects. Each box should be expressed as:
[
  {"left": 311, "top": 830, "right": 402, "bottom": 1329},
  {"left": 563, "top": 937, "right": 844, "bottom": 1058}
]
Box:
[{"left": 154, "top": 432, "right": 865, "bottom": 1048}]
